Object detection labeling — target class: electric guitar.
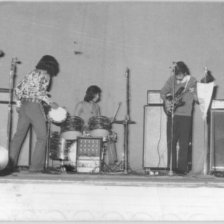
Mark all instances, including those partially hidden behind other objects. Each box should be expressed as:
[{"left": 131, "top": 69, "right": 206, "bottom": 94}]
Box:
[{"left": 164, "top": 86, "right": 186, "bottom": 116}]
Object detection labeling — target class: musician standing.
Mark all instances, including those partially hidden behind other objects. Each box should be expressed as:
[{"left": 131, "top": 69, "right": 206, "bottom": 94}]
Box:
[
  {"left": 160, "top": 61, "right": 198, "bottom": 175},
  {"left": 1, "top": 55, "right": 59, "bottom": 175}
]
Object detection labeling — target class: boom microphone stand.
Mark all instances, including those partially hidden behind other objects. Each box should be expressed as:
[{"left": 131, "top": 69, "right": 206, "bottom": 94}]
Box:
[
  {"left": 7, "top": 58, "right": 19, "bottom": 153},
  {"left": 113, "top": 68, "right": 135, "bottom": 174},
  {"left": 168, "top": 64, "right": 176, "bottom": 176}
]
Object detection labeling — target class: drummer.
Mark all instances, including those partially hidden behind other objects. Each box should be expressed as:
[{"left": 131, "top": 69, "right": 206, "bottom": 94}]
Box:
[
  {"left": 74, "top": 85, "right": 101, "bottom": 131},
  {"left": 74, "top": 85, "right": 117, "bottom": 166}
]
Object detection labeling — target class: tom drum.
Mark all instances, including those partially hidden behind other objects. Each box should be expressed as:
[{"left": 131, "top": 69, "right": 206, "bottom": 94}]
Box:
[
  {"left": 88, "top": 116, "right": 112, "bottom": 139},
  {"left": 61, "top": 115, "right": 84, "bottom": 140}
]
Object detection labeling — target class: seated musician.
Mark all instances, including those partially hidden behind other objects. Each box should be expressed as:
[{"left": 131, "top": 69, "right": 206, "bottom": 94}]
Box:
[
  {"left": 160, "top": 61, "right": 198, "bottom": 175},
  {"left": 74, "top": 85, "right": 117, "bottom": 166},
  {"left": 74, "top": 85, "right": 101, "bottom": 131}
]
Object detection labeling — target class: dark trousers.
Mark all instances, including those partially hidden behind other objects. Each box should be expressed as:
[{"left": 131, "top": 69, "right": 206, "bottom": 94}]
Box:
[
  {"left": 9, "top": 102, "right": 47, "bottom": 171},
  {"left": 167, "top": 115, "right": 192, "bottom": 173}
]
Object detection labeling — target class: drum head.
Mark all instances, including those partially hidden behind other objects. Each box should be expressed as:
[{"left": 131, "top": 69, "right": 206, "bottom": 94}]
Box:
[
  {"left": 49, "top": 107, "right": 67, "bottom": 123},
  {"left": 90, "top": 129, "right": 109, "bottom": 138}
]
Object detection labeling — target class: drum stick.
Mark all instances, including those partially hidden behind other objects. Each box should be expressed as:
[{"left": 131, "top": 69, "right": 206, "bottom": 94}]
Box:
[{"left": 111, "top": 102, "right": 122, "bottom": 122}]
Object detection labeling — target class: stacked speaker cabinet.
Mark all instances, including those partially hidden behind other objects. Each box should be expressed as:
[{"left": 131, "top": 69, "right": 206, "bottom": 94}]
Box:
[
  {"left": 143, "top": 90, "right": 168, "bottom": 169},
  {"left": 209, "top": 109, "right": 224, "bottom": 172}
]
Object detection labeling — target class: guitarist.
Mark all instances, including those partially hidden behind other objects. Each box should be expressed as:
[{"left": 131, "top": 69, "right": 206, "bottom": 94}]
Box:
[
  {"left": 160, "top": 61, "right": 198, "bottom": 175},
  {"left": 1, "top": 55, "right": 60, "bottom": 175}
]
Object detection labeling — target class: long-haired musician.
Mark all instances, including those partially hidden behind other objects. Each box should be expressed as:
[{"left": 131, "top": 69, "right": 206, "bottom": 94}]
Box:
[
  {"left": 2, "top": 55, "right": 60, "bottom": 175},
  {"left": 74, "top": 85, "right": 102, "bottom": 129},
  {"left": 74, "top": 85, "right": 117, "bottom": 167},
  {"left": 160, "top": 61, "right": 198, "bottom": 175}
]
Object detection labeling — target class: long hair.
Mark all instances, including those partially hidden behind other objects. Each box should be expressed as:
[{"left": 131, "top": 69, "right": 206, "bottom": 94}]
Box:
[
  {"left": 174, "top": 61, "right": 190, "bottom": 76},
  {"left": 36, "top": 55, "right": 59, "bottom": 77},
  {"left": 84, "top": 85, "right": 101, "bottom": 102}
]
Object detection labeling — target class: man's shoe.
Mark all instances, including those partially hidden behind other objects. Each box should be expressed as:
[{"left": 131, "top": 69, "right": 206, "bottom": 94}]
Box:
[
  {"left": 174, "top": 169, "right": 187, "bottom": 176},
  {"left": 0, "top": 167, "right": 15, "bottom": 176},
  {"left": 28, "top": 169, "right": 43, "bottom": 173}
]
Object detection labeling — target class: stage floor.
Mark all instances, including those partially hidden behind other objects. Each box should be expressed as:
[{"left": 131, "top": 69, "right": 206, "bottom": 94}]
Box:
[{"left": 1, "top": 170, "right": 224, "bottom": 222}]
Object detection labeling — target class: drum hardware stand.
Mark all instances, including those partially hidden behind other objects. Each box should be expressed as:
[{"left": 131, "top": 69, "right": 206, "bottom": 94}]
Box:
[
  {"left": 111, "top": 102, "right": 122, "bottom": 123},
  {"left": 100, "top": 141, "right": 117, "bottom": 173},
  {"left": 113, "top": 68, "right": 136, "bottom": 174},
  {"left": 44, "top": 118, "right": 62, "bottom": 174},
  {"left": 100, "top": 143, "right": 112, "bottom": 173}
]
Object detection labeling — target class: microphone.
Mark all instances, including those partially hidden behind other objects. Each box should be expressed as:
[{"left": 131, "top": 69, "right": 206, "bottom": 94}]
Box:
[
  {"left": 0, "top": 50, "right": 5, "bottom": 57},
  {"left": 13, "top": 57, "right": 22, "bottom": 64},
  {"left": 125, "top": 68, "right": 130, "bottom": 77}
]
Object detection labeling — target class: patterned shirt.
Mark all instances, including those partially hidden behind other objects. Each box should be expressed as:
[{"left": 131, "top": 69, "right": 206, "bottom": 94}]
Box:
[{"left": 15, "top": 69, "right": 52, "bottom": 105}]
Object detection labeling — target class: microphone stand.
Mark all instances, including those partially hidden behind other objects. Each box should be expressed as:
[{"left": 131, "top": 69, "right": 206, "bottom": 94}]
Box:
[
  {"left": 113, "top": 68, "right": 135, "bottom": 174},
  {"left": 168, "top": 68, "right": 176, "bottom": 176},
  {"left": 7, "top": 58, "right": 18, "bottom": 153}
]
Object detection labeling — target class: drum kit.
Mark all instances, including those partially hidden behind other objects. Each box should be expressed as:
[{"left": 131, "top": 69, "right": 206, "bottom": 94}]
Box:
[
  {"left": 45, "top": 68, "right": 135, "bottom": 174},
  {"left": 46, "top": 108, "right": 118, "bottom": 173}
]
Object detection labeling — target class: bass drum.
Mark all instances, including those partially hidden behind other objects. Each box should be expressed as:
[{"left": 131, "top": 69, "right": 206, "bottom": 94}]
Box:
[
  {"left": 60, "top": 115, "right": 84, "bottom": 140},
  {"left": 57, "top": 138, "right": 77, "bottom": 166},
  {"left": 88, "top": 116, "right": 111, "bottom": 140}
]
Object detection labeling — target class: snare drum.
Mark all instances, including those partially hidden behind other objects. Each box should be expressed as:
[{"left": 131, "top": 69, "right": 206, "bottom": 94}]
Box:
[
  {"left": 61, "top": 115, "right": 84, "bottom": 140},
  {"left": 88, "top": 116, "right": 112, "bottom": 139}
]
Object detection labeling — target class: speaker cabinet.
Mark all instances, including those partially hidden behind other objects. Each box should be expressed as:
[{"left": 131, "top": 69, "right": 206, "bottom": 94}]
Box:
[
  {"left": 209, "top": 109, "right": 224, "bottom": 172},
  {"left": 0, "top": 88, "right": 33, "bottom": 166},
  {"left": 143, "top": 105, "right": 167, "bottom": 169}
]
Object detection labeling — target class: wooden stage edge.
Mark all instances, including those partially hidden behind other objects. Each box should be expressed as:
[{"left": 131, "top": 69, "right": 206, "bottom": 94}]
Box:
[{"left": 1, "top": 171, "right": 224, "bottom": 222}]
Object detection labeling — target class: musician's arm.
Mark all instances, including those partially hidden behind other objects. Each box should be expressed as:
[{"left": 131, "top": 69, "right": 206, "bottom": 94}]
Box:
[
  {"left": 189, "top": 78, "right": 199, "bottom": 104},
  {"left": 74, "top": 102, "right": 83, "bottom": 116},
  {"left": 160, "top": 76, "right": 173, "bottom": 101}
]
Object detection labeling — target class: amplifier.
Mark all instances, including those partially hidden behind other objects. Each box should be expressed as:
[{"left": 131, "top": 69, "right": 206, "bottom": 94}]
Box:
[
  {"left": 147, "top": 90, "right": 163, "bottom": 105},
  {"left": 76, "top": 137, "right": 102, "bottom": 173}
]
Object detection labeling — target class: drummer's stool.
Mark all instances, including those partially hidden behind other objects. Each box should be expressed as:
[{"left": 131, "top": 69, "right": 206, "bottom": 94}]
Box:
[{"left": 76, "top": 137, "right": 103, "bottom": 173}]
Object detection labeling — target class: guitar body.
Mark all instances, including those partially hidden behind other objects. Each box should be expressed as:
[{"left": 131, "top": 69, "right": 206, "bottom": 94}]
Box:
[
  {"left": 164, "top": 86, "right": 186, "bottom": 116},
  {"left": 164, "top": 98, "right": 185, "bottom": 116}
]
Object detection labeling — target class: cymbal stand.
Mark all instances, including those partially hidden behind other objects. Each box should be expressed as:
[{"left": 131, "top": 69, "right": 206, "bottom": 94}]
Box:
[{"left": 117, "top": 68, "right": 136, "bottom": 174}]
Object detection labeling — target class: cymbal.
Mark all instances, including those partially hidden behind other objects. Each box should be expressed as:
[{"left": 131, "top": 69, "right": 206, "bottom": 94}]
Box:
[{"left": 112, "top": 120, "right": 136, "bottom": 124}]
